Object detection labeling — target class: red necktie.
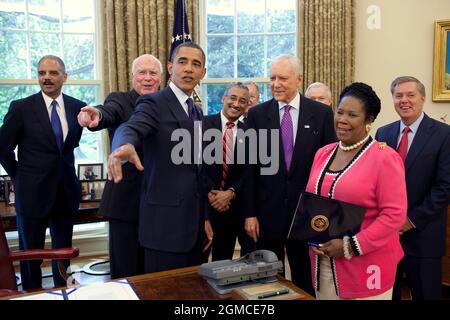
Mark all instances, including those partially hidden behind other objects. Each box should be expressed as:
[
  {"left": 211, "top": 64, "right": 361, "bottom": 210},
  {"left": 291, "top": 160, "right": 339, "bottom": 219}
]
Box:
[
  {"left": 397, "top": 127, "right": 410, "bottom": 162},
  {"left": 221, "top": 121, "right": 235, "bottom": 189}
]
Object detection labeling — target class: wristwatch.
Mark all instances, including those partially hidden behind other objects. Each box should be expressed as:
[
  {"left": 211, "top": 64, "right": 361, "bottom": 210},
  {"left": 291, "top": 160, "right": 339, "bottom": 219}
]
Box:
[{"left": 228, "top": 187, "right": 236, "bottom": 199}]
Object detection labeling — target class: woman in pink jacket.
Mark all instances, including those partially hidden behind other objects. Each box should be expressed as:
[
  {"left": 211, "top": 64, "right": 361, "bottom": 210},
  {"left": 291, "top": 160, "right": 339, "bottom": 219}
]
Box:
[{"left": 305, "top": 82, "right": 407, "bottom": 299}]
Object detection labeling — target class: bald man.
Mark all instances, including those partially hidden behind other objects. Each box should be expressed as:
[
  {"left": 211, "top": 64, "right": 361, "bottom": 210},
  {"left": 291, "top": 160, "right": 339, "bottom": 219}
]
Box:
[
  {"left": 305, "top": 82, "right": 333, "bottom": 107},
  {"left": 78, "top": 54, "right": 162, "bottom": 278}
]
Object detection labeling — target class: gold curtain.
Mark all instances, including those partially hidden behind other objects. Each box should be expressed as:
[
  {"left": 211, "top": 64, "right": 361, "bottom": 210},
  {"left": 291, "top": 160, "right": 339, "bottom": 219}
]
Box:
[
  {"left": 101, "top": 0, "right": 199, "bottom": 96},
  {"left": 298, "top": 0, "right": 354, "bottom": 105}
]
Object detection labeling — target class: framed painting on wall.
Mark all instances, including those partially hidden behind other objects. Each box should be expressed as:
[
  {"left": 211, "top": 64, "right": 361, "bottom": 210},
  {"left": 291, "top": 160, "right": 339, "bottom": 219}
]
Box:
[{"left": 433, "top": 19, "right": 450, "bottom": 102}]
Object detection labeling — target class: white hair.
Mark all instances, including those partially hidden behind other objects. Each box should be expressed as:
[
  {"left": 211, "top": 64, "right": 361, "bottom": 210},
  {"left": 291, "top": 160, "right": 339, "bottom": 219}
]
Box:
[
  {"left": 305, "top": 82, "right": 332, "bottom": 99},
  {"left": 271, "top": 54, "right": 303, "bottom": 76},
  {"left": 132, "top": 54, "right": 163, "bottom": 75}
]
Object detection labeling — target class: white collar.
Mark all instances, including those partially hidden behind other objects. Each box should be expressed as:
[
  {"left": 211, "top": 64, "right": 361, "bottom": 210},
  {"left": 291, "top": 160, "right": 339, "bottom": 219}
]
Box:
[
  {"left": 220, "top": 111, "right": 239, "bottom": 129},
  {"left": 400, "top": 112, "right": 424, "bottom": 133},
  {"left": 169, "top": 82, "right": 194, "bottom": 108},
  {"left": 278, "top": 92, "right": 300, "bottom": 111},
  {"left": 41, "top": 92, "right": 63, "bottom": 109}
]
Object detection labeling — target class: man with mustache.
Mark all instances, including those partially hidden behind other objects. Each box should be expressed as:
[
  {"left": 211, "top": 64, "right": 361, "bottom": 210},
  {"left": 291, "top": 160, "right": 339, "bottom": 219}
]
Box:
[
  {"left": 202, "top": 82, "right": 254, "bottom": 261},
  {"left": 77, "top": 54, "right": 163, "bottom": 279},
  {"left": 0, "top": 55, "right": 85, "bottom": 290}
]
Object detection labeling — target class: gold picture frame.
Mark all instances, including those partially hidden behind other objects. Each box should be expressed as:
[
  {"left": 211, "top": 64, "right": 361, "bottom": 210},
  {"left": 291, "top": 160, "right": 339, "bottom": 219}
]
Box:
[{"left": 432, "top": 19, "right": 450, "bottom": 102}]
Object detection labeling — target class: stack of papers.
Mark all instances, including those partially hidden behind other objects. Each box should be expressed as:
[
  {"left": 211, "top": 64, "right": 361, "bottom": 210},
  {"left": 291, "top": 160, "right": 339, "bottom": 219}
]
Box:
[{"left": 11, "top": 280, "right": 139, "bottom": 300}]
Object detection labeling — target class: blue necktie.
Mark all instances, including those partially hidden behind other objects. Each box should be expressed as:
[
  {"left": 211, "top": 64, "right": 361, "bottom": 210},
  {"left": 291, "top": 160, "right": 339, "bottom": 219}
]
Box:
[
  {"left": 186, "top": 97, "right": 201, "bottom": 121},
  {"left": 50, "top": 100, "right": 63, "bottom": 151}
]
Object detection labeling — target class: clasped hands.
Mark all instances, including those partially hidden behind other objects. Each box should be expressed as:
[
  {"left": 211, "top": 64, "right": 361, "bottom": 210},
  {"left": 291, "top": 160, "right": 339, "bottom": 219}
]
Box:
[{"left": 208, "top": 189, "right": 235, "bottom": 212}]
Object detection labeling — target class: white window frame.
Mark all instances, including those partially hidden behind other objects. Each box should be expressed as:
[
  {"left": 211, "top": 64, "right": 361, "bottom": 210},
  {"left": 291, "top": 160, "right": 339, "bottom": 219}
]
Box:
[{"left": 199, "top": 0, "right": 298, "bottom": 114}]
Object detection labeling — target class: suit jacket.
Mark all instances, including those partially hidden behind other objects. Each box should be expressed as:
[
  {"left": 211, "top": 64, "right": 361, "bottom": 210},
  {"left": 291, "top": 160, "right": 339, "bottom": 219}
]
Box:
[
  {"left": 202, "top": 113, "right": 245, "bottom": 214},
  {"left": 0, "top": 92, "right": 85, "bottom": 218},
  {"left": 112, "top": 86, "right": 206, "bottom": 253},
  {"left": 89, "top": 90, "right": 142, "bottom": 222},
  {"left": 375, "top": 113, "right": 450, "bottom": 257},
  {"left": 244, "top": 95, "right": 336, "bottom": 241}
]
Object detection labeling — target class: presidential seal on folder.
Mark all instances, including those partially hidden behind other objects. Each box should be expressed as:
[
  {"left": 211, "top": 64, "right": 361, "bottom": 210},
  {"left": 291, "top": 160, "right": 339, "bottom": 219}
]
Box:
[{"left": 287, "top": 192, "right": 366, "bottom": 242}]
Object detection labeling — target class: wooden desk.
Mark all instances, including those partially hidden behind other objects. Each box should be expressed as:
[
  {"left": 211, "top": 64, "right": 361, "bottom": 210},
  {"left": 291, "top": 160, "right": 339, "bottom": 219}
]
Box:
[
  {"left": 127, "top": 266, "right": 314, "bottom": 300},
  {"left": 0, "top": 202, "right": 105, "bottom": 232}
]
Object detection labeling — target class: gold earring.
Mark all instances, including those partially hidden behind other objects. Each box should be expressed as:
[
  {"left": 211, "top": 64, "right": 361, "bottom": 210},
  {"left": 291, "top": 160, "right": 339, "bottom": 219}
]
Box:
[{"left": 366, "top": 124, "right": 372, "bottom": 133}]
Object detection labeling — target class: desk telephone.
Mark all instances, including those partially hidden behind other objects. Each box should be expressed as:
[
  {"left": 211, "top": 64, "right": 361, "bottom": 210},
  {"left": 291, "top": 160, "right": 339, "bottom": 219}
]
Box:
[{"left": 198, "top": 250, "right": 283, "bottom": 294}]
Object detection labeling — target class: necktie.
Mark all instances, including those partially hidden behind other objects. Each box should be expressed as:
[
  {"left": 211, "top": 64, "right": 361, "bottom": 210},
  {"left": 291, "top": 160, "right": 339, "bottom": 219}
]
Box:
[
  {"left": 280, "top": 105, "right": 294, "bottom": 173},
  {"left": 221, "top": 121, "right": 235, "bottom": 189},
  {"left": 50, "top": 100, "right": 63, "bottom": 151},
  {"left": 397, "top": 126, "right": 410, "bottom": 162},
  {"left": 186, "top": 97, "right": 201, "bottom": 121}
]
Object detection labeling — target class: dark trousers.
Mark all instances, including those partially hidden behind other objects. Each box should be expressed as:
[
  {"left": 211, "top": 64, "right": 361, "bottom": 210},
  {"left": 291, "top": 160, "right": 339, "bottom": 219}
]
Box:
[
  {"left": 108, "top": 219, "right": 144, "bottom": 279},
  {"left": 257, "top": 237, "right": 314, "bottom": 296},
  {"left": 237, "top": 217, "right": 256, "bottom": 257},
  {"left": 204, "top": 211, "right": 237, "bottom": 262},
  {"left": 144, "top": 232, "right": 204, "bottom": 274},
  {"left": 203, "top": 212, "right": 256, "bottom": 262},
  {"left": 16, "top": 207, "right": 73, "bottom": 290},
  {"left": 393, "top": 256, "right": 442, "bottom": 300}
]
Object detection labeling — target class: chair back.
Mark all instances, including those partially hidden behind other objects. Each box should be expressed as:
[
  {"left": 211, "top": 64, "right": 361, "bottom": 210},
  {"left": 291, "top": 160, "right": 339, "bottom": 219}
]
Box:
[{"left": 0, "top": 222, "right": 17, "bottom": 290}]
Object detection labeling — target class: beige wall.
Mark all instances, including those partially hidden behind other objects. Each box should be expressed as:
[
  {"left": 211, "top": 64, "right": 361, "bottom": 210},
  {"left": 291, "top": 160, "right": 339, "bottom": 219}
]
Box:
[{"left": 355, "top": 0, "right": 450, "bottom": 131}]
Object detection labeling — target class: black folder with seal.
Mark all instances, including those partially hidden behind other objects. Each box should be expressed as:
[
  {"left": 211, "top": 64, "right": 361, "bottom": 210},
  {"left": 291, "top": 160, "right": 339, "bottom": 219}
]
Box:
[{"left": 287, "top": 192, "right": 366, "bottom": 243}]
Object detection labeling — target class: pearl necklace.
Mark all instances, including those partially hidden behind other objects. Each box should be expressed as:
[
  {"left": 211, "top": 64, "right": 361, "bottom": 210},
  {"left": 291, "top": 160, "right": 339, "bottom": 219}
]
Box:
[{"left": 338, "top": 135, "right": 370, "bottom": 152}]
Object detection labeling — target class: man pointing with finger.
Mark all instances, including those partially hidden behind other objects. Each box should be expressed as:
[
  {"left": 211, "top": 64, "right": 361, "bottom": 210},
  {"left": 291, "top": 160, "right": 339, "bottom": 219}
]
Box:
[
  {"left": 108, "top": 43, "right": 213, "bottom": 273},
  {"left": 77, "top": 54, "right": 162, "bottom": 278}
]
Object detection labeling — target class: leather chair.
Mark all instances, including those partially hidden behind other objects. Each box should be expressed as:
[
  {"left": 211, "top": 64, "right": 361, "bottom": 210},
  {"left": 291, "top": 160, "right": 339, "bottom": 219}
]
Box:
[{"left": 0, "top": 222, "right": 79, "bottom": 297}]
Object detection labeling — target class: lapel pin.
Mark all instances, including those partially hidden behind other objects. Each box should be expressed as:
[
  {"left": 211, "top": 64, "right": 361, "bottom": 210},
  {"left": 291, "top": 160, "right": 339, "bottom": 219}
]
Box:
[
  {"left": 238, "top": 139, "right": 244, "bottom": 144},
  {"left": 304, "top": 125, "right": 311, "bottom": 129}
]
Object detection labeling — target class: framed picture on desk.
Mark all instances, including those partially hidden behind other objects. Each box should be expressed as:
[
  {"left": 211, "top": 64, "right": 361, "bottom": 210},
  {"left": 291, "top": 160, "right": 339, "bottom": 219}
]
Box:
[
  {"left": 80, "top": 180, "right": 106, "bottom": 202},
  {"left": 0, "top": 175, "right": 8, "bottom": 203},
  {"left": 78, "top": 163, "right": 103, "bottom": 181},
  {"left": 2, "top": 177, "right": 15, "bottom": 206}
]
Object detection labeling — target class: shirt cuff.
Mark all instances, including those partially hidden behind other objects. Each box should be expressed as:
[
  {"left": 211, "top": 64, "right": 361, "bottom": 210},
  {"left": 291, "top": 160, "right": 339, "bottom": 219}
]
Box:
[{"left": 407, "top": 216, "right": 416, "bottom": 228}]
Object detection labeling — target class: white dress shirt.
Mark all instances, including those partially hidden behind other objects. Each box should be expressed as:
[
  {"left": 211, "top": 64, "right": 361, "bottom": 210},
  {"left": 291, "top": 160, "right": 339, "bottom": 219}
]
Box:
[
  {"left": 278, "top": 92, "right": 300, "bottom": 145},
  {"left": 220, "top": 111, "right": 238, "bottom": 151},
  {"left": 169, "top": 82, "right": 195, "bottom": 116},
  {"left": 397, "top": 112, "right": 424, "bottom": 153},
  {"left": 42, "top": 92, "right": 68, "bottom": 141}
]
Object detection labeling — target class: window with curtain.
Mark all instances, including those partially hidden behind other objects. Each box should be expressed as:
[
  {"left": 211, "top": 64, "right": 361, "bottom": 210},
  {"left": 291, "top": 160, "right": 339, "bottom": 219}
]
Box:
[
  {"left": 201, "top": 0, "right": 297, "bottom": 114},
  {"left": 0, "top": 0, "right": 103, "bottom": 175}
]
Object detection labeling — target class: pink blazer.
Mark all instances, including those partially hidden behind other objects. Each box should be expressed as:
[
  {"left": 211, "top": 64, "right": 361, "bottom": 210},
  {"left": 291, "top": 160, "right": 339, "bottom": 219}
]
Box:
[{"left": 306, "top": 140, "right": 407, "bottom": 298}]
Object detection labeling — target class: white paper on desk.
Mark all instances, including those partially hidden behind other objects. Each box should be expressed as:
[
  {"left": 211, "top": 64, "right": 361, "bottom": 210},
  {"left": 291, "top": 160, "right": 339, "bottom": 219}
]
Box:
[
  {"left": 66, "top": 280, "right": 139, "bottom": 300},
  {"left": 11, "top": 290, "right": 65, "bottom": 300}
]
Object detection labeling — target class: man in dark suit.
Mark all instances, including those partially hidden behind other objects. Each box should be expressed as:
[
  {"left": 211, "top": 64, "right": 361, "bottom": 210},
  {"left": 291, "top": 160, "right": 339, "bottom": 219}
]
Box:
[
  {"left": 375, "top": 76, "right": 450, "bottom": 300},
  {"left": 107, "top": 42, "right": 213, "bottom": 273},
  {"left": 77, "top": 54, "right": 162, "bottom": 278},
  {"left": 244, "top": 54, "right": 336, "bottom": 295},
  {"left": 203, "top": 82, "right": 255, "bottom": 261},
  {"left": 0, "top": 55, "right": 85, "bottom": 290}
]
